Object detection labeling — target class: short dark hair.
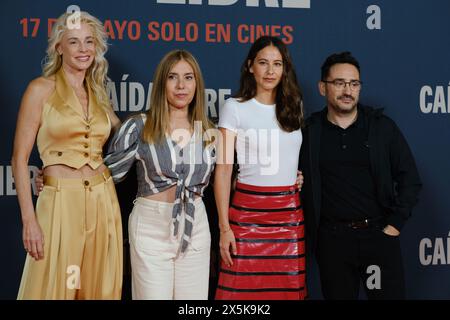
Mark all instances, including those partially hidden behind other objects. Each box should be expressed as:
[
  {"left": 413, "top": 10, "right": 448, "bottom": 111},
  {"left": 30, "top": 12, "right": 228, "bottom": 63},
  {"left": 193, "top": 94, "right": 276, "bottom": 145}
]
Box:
[{"left": 321, "top": 51, "right": 360, "bottom": 80}]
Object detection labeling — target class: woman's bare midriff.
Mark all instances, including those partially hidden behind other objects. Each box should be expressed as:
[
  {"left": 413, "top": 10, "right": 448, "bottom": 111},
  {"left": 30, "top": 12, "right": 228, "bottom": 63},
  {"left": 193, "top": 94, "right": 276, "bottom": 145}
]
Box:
[
  {"left": 44, "top": 164, "right": 200, "bottom": 203},
  {"left": 43, "top": 163, "right": 108, "bottom": 178},
  {"left": 143, "top": 185, "right": 201, "bottom": 203}
]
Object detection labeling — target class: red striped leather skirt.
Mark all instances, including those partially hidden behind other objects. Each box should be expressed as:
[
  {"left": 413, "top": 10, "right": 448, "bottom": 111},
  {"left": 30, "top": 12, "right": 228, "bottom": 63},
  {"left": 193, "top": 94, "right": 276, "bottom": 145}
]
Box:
[{"left": 215, "top": 181, "right": 306, "bottom": 300}]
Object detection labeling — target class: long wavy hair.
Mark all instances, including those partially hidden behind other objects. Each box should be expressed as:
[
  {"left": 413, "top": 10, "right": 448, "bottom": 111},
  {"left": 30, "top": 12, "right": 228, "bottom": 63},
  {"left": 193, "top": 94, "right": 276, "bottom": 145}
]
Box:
[
  {"left": 42, "top": 11, "right": 110, "bottom": 109},
  {"left": 142, "top": 50, "right": 214, "bottom": 144},
  {"left": 235, "top": 36, "right": 304, "bottom": 131}
]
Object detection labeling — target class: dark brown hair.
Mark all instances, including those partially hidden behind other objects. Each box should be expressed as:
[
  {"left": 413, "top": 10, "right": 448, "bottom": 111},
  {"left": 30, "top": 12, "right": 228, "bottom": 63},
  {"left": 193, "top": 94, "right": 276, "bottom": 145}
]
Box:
[
  {"left": 321, "top": 51, "right": 360, "bottom": 80},
  {"left": 235, "top": 36, "right": 304, "bottom": 131}
]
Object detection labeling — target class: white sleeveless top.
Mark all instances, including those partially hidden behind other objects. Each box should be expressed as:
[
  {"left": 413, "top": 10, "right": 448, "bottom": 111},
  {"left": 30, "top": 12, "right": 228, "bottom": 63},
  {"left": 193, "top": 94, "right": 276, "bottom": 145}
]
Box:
[{"left": 218, "top": 97, "right": 302, "bottom": 186}]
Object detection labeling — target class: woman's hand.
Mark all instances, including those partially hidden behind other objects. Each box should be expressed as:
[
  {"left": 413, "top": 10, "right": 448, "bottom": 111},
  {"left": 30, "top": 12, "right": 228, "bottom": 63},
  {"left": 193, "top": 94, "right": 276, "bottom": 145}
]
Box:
[
  {"left": 296, "top": 170, "right": 304, "bottom": 191},
  {"left": 23, "top": 217, "right": 45, "bottom": 261},
  {"left": 219, "top": 228, "right": 237, "bottom": 267}
]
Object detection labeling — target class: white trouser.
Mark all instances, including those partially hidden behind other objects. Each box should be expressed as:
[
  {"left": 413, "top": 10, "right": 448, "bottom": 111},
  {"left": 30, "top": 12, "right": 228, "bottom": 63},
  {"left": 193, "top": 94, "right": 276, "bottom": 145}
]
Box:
[{"left": 129, "top": 197, "right": 211, "bottom": 300}]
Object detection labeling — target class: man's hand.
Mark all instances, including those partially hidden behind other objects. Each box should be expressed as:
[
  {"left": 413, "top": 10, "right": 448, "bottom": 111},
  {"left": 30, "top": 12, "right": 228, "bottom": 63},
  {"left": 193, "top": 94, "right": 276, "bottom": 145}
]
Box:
[
  {"left": 383, "top": 225, "right": 400, "bottom": 236},
  {"left": 296, "top": 170, "right": 304, "bottom": 191},
  {"left": 35, "top": 169, "right": 44, "bottom": 195}
]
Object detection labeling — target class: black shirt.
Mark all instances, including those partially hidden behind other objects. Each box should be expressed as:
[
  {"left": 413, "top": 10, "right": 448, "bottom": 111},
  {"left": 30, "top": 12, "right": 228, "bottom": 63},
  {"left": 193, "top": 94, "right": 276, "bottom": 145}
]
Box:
[{"left": 319, "top": 110, "right": 384, "bottom": 222}]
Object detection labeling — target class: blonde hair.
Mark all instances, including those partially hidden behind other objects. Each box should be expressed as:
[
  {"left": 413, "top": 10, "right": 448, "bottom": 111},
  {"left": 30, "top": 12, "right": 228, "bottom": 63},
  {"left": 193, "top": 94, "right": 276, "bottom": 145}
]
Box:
[
  {"left": 42, "top": 11, "right": 110, "bottom": 109},
  {"left": 142, "top": 50, "right": 214, "bottom": 145}
]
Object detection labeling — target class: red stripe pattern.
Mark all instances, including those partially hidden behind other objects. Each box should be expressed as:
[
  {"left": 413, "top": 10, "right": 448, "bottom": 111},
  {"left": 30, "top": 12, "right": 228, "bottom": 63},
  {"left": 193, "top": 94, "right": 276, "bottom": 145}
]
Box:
[{"left": 215, "top": 182, "right": 307, "bottom": 300}]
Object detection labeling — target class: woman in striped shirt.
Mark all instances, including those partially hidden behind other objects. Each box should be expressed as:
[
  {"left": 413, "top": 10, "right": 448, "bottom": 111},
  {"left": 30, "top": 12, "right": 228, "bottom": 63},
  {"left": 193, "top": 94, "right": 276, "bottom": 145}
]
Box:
[{"left": 105, "top": 50, "right": 216, "bottom": 300}]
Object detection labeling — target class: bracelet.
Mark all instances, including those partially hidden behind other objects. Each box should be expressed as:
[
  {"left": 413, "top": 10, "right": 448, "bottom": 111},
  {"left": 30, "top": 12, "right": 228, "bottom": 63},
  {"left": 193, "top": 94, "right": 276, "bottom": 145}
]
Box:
[{"left": 220, "top": 227, "right": 232, "bottom": 234}]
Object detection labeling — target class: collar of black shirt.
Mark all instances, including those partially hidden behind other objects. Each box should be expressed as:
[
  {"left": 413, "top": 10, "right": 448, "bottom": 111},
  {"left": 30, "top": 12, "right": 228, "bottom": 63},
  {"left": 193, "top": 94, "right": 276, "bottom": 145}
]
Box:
[{"left": 322, "top": 108, "right": 366, "bottom": 130}]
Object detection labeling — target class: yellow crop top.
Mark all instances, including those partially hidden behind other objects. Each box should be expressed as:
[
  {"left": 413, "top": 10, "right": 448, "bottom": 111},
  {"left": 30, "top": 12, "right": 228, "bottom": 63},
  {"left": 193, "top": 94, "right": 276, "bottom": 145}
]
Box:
[{"left": 36, "top": 68, "right": 111, "bottom": 170}]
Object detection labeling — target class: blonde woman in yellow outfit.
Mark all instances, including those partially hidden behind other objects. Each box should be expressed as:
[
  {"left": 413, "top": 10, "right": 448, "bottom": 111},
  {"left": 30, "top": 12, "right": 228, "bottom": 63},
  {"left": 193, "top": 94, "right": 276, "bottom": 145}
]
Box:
[{"left": 11, "top": 11, "right": 123, "bottom": 299}]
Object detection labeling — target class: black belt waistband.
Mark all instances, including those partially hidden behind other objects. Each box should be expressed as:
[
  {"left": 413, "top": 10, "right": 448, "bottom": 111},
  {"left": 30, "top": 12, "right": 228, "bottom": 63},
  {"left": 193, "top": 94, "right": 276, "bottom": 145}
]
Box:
[{"left": 321, "top": 216, "right": 385, "bottom": 230}]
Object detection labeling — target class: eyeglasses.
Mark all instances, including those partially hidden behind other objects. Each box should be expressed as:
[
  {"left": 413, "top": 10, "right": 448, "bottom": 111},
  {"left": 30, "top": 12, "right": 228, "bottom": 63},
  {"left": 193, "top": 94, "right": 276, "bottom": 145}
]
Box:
[{"left": 322, "top": 79, "right": 362, "bottom": 91}]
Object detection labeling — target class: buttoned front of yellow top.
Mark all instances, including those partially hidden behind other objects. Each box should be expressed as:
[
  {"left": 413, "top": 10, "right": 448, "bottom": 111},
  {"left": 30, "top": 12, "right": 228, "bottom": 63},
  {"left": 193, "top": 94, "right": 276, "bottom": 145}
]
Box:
[{"left": 37, "top": 68, "right": 111, "bottom": 170}]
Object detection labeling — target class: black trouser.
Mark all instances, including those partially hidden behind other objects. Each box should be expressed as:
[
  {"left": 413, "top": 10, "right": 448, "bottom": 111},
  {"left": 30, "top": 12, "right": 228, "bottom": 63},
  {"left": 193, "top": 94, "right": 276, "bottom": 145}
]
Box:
[{"left": 316, "top": 221, "right": 405, "bottom": 300}]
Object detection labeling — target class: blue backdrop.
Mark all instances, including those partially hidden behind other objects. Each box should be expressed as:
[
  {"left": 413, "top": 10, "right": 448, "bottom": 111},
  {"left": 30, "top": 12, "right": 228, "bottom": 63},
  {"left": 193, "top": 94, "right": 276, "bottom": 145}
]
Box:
[{"left": 1, "top": 0, "right": 449, "bottom": 299}]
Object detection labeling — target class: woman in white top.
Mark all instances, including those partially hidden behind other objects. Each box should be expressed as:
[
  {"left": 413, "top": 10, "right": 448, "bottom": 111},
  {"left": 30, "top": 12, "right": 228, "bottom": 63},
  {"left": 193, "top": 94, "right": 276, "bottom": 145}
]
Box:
[{"left": 214, "top": 36, "right": 306, "bottom": 300}]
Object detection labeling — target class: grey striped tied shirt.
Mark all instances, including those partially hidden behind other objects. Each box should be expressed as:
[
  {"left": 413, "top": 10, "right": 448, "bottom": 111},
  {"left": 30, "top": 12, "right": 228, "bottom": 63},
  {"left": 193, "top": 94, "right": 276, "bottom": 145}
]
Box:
[{"left": 104, "top": 113, "right": 216, "bottom": 252}]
